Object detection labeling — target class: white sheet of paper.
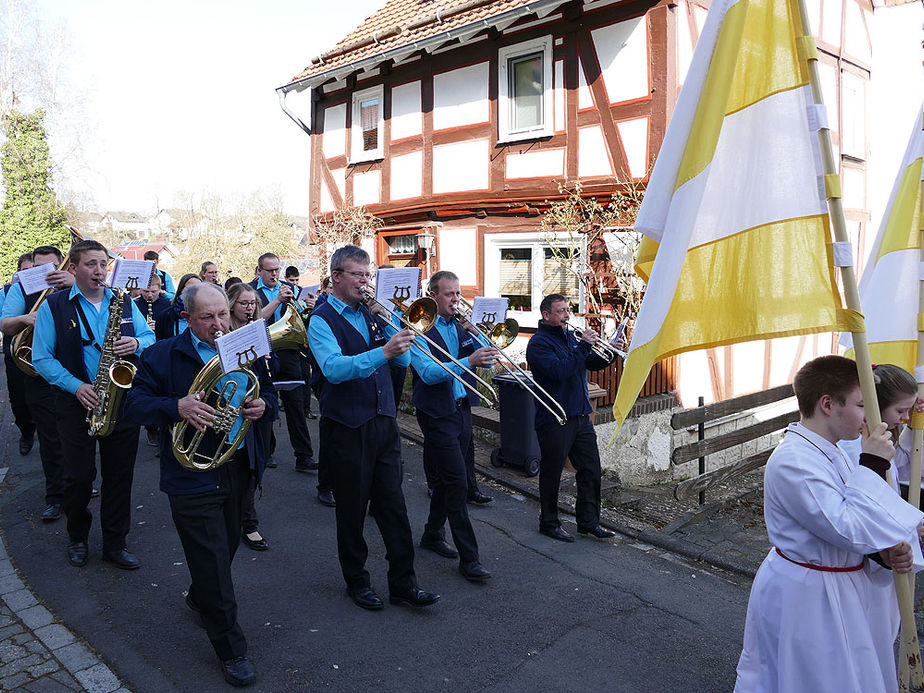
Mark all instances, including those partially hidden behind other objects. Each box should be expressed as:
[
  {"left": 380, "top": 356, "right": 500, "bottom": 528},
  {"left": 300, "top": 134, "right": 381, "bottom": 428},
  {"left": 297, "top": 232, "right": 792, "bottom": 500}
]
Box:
[
  {"left": 110, "top": 259, "right": 155, "bottom": 289},
  {"left": 299, "top": 284, "right": 319, "bottom": 301},
  {"left": 375, "top": 267, "right": 421, "bottom": 310},
  {"left": 216, "top": 318, "right": 272, "bottom": 374},
  {"left": 16, "top": 263, "right": 57, "bottom": 295},
  {"left": 470, "top": 297, "right": 509, "bottom": 326}
]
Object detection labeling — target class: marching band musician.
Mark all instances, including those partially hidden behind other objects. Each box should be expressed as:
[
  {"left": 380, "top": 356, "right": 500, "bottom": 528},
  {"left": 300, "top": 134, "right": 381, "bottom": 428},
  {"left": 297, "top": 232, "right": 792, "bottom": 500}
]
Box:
[
  {"left": 249, "top": 252, "right": 316, "bottom": 473},
  {"left": 2, "top": 253, "right": 37, "bottom": 457},
  {"left": 1, "top": 246, "right": 74, "bottom": 523},
  {"left": 410, "top": 270, "right": 495, "bottom": 583},
  {"left": 134, "top": 274, "right": 172, "bottom": 447},
  {"left": 525, "top": 294, "right": 616, "bottom": 543},
  {"left": 200, "top": 261, "right": 220, "bottom": 285},
  {"left": 32, "top": 240, "right": 155, "bottom": 569},
  {"left": 155, "top": 273, "right": 201, "bottom": 340},
  {"left": 125, "top": 281, "right": 275, "bottom": 687},
  {"left": 143, "top": 249, "right": 175, "bottom": 300},
  {"left": 307, "top": 245, "right": 439, "bottom": 611}
]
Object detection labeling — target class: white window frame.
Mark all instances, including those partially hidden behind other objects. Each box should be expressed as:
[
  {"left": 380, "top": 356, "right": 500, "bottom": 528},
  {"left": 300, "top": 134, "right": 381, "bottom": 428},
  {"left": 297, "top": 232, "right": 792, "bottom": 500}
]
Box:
[
  {"left": 350, "top": 84, "right": 384, "bottom": 164},
  {"left": 497, "top": 36, "right": 554, "bottom": 144},
  {"left": 483, "top": 231, "right": 586, "bottom": 328}
]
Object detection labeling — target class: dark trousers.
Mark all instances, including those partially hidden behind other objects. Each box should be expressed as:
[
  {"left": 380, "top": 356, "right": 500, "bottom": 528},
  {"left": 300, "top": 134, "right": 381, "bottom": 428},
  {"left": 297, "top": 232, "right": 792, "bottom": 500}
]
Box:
[
  {"left": 169, "top": 449, "right": 250, "bottom": 661},
  {"left": 242, "top": 475, "right": 259, "bottom": 534},
  {"left": 23, "top": 376, "right": 63, "bottom": 505},
  {"left": 389, "top": 364, "right": 407, "bottom": 412},
  {"left": 537, "top": 415, "right": 601, "bottom": 532},
  {"left": 279, "top": 385, "right": 313, "bottom": 462},
  {"left": 4, "top": 352, "right": 35, "bottom": 441},
  {"left": 55, "top": 391, "right": 138, "bottom": 552},
  {"left": 422, "top": 412, "right": 479, "bottom": 496},
  {"left": 320, "top": 414, "right": 416, "bottom": 592},
  {"left": 300, "top": 357, "right": 313, "bottom": 415},
  {"left": 418, "top": 404, "right": 479, "bottom": 566}
]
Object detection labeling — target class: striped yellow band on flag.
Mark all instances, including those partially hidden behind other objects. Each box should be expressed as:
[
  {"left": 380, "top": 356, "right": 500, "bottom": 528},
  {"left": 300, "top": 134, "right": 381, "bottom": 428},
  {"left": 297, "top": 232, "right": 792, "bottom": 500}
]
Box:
[
  {"left": 876, "top": 157, "right": 923, "bottom": 260},
  {"left": 844, "top": 341, "right": 917, "bottom": 377}
]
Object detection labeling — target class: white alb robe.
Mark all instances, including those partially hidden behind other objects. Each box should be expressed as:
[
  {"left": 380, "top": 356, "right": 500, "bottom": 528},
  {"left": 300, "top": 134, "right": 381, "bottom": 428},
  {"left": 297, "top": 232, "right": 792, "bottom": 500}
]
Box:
[{"left": 735, "top": 423, "right": 924, "bottom": 693}]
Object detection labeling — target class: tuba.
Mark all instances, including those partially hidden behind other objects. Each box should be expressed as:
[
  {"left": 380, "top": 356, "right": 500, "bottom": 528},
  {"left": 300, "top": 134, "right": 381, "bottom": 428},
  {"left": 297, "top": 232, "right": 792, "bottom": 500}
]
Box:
[
  {"left": 172, "top": 308, "right": 308, "bottom": 472},
  {"left": 86, "top": 282, "right": 139, "bottom": 438}
]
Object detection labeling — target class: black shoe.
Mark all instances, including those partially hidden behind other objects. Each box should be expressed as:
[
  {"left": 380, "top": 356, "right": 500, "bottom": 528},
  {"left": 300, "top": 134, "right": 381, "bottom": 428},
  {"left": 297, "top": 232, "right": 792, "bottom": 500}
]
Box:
[
  {"left": 221, "top": 656, "right": 256, "bottom": 687},
  {"left": 90, "top": 488, "right": 100, "bottom": 498},
  {"left": 459, "top": 562, "right": 492, "bottom": 582},
  {"left": 295, "top": 457, "right": 318, "bottom": 472},
  {"left": 467, "top": 490, "right": 493, "bottom": 505},
  {"left": 102, "top": 548, "right": 141, "bottom": 570},
  {"left": 67, "top": 541, "right": 88, "bottom": 567},
  {"left": 18, "top": 434, "right": 33, "bottom": 456},
  {"left": 578, "top": 525, "right": 616, "bottom": 540},
  {"left": 389, "top": 586, "right": 440, "bottom": 608},
  {"left": 419, "top": 534, "right": 458, "bottom": 559},
  {"left": 242, "top": 532, "right": 269, "bottom": 551},
  {"left": 317, "top": 489, "right": 336, "bottom": 507},
  {"left": 306, "top": 411, "right": 317, "bottom": 420},
  {"left": 539, "top": 526, "right": 575, "bottom": 543},
  {"left": 41, "top": 504, "right": 61, "bottom": 522},
  {"left": 346, "top": 586, "right": 384, "bottom": 611},
  {"left": 265, "top": 456, "right": 277, "bottom": 469},
  {"left": 145, "top": 429, "right": 159, "bottom": 447},
  {"left": 184, "top": 591, "right": 201, "bottom": 613}
]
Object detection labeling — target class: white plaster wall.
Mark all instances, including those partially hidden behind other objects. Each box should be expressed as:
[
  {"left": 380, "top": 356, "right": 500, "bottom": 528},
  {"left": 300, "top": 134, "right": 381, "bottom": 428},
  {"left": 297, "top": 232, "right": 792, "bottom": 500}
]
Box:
[
  {"left": 844, "top": 2, "right": 871, "bottom": 63},
  {"left": 352, "top": 170, "right": 380, "bottom": 206},
  {"left": 676, "top": 2, "right": 694, "bottom": 86},
  {"left": 433, "top": 62, "right": 490, "bottom": 131},
  {"left": 592, "top": 16, "right": 648, "bottom": 104},
  {"left": 821, "top": 0, "right": 842, "bottom": 46},
  {"left": 506, "top": 149, "right": 565, "bottom": 179},
  {"left": 322, "top": 103, "right": 346, "bottom": 159},
  {"left": 433, "top": 139, "right": 490, "bottom": 193},
  {"left": 578, "top": 125, "right": 613, "bottom": 178},
  {"left": 438, "top": 227, "right": 478, "bottom": 285},
  {"left": 391, "top": 80, "right": 422, "bottom": 141},
  {"left": 320, "top": 180, "right": 335, "bottom": 213},
  {"left": 554, "top": 60, "right": 565, "bottom": 131},
  {"left": 616, "top": 117, "right": 649, "bottom": 178},
  {"left": 390, "top": 150, "right": 423, "bottom": 201},
  {"left": 577, "top": 58, "right": 593, "bottom": 109},
  {"left": 330, "top": 167, "right": 346, "bottom": 200},
  {"left": 599, "top": 409, "right": 675, "bottom": 485}
]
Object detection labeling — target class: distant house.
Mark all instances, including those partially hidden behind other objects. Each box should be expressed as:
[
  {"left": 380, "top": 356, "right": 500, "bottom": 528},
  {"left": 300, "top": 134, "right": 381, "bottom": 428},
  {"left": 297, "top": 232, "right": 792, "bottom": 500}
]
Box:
[
  {"left": 100, "top": 211, "right": 152, "bottom": 240},
  {"left": 278, "top": 0, "right": 914, "bottom": 407},
  {"left": 110, "top": 240, "right": 179, "bottom": 270}
]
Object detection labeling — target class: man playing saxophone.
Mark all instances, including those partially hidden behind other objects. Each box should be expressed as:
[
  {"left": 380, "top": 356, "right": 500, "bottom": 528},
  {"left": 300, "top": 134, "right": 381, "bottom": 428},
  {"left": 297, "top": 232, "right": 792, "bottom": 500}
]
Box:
[
  {"left": 124, "top": 281, "right": 276, "bottom": 687},
  {"left": 1, "top": 246, "right": 74, "bottom": 523},
  {"left": 32, "top": 240, "right": 155, "bottom": 570}
]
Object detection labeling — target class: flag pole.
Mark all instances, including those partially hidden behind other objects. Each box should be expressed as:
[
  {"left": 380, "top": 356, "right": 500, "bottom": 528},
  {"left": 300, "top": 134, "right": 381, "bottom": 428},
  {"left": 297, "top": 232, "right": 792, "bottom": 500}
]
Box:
[{"left": 791, "top": 0, "right": 922, "bottom": 688}]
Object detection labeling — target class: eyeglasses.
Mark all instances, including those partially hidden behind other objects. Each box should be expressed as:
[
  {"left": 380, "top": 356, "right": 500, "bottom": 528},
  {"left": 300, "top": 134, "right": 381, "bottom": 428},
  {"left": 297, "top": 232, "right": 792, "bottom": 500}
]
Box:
[
  {"left": 338, "top": 270, "right": 373, "bottom": 280},
  {"left": 260, "top": 267, "right": 281, "bottom": 274},
  {"left": 235, "top": 300, "right": 257, "bottom": 307}
]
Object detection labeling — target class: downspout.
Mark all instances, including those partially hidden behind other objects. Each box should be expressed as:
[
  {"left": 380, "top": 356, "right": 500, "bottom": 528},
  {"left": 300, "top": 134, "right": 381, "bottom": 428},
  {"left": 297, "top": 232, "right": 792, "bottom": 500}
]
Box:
[{"left": 276, "top": 85, "right": 311, "bottom": 135}]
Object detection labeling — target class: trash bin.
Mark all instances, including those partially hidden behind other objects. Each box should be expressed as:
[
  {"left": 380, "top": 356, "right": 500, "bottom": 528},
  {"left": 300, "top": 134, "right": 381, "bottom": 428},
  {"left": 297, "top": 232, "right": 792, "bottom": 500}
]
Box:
[{"left": 490, "top": 373, "right": 540, "bottom": 477}]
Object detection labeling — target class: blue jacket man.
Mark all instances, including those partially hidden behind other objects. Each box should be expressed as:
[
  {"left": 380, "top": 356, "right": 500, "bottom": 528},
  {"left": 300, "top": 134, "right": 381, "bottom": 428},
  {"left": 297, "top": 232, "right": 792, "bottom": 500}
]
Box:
[{"left": 525, "top": 293, "right": 616, "bottom": 543}]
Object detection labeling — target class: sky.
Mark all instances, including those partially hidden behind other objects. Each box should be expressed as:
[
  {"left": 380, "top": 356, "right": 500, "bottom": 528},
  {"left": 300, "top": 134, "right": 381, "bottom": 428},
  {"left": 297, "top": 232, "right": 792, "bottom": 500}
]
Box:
[{"left": 32, "top": 0, "right": 384, "bottom": 216}]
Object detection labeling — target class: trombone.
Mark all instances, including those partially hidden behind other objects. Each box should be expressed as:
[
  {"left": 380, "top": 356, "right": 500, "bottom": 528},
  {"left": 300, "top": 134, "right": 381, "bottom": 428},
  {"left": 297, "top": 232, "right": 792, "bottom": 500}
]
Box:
[
  {"left": 454, "top": 297, "right": 568, "bottom": 426},
  {"left": 567, "top": 321, "right": 624, "bottom": 361},
  {"left": 362, "top": 286, "right": 498, "bottom": 407}
]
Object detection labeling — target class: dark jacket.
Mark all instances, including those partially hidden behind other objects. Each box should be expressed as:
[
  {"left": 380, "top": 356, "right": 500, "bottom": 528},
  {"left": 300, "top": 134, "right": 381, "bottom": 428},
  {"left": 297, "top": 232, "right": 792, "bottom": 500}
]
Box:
[
  {"left": 525, "top": 320, "right": 610, "bottom": 429},
  {"left": 123, "top": 329, "right": 278, "bottom": 495},
  {"left": 411, "top": 320, "right": 479, "bottom": 418},
  {"left": 134, "top": 295, "right": 172, "bottom": 324}
]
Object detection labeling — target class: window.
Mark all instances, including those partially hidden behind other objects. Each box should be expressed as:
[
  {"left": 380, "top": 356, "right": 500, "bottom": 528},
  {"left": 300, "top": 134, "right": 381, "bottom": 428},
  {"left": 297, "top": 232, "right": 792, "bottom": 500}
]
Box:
[
  {"left": 543, "top": 247, "right": 580, "bottom": 309},
  {"left": 350, "top": 85, "right": 384, "bottom": 163},
  {"left": 500, "top": 248, "right": 533, "bottom": 311},
  {"left": 498, "top": 36, "right": 554, "bottom": 143}
]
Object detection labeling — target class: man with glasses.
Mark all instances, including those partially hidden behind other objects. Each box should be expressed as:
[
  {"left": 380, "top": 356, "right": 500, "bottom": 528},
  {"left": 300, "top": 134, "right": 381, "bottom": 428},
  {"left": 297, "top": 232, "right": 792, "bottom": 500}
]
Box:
[
  {"left": 200, "top": 262, "right": 220, "bottom": 285},
  {"left": 308, "top": 245, "right": 439, "bottom": 611},
  {"left": 249, "top": 253, "right": 316, "bottom": 472}
]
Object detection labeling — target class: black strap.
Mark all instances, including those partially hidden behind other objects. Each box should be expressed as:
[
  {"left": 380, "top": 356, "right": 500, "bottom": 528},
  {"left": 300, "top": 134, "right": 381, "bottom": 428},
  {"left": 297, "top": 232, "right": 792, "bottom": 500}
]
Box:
[{"left": 73, "top": 300, "right": 103, "bottom": 353}]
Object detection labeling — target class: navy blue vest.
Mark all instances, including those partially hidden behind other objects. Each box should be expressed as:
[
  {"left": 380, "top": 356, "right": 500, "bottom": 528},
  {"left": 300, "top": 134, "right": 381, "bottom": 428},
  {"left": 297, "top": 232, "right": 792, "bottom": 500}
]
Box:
[
  {"left": 46, "top": 289, "right": 137, "bottom": 383},
  {"left": 2, "top": 284, "right": 41, "bottom": 358},
  {"left": 412, "top": 320, "right": 479, "bottom": 418},
  {"left": 309, "top": 300, "right": 394, "bottom": 428},
  {"left": 134, "top": 295, "right": 171, "bottom": 322}
]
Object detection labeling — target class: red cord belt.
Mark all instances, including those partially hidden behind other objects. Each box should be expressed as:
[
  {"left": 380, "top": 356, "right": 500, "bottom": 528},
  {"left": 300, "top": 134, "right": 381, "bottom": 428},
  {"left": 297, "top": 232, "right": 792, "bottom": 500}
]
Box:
[{"left": 775, "top": 548, "right": 864, "bottom": 572}]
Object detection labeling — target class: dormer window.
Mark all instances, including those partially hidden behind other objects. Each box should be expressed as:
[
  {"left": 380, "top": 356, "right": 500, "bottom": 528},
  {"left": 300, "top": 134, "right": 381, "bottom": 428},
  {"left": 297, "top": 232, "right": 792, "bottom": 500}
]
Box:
[
  {"left": 351, "top": 85, "right": 384, "bottom": 163},
  {"left": 498, "top": 36, "right": 553, "bottom": 143}
]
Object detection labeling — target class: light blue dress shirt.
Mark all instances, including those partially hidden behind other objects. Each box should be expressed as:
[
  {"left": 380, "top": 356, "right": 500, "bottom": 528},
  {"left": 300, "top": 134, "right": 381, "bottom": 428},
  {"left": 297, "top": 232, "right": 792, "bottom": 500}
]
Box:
[
  {"left": 307, "top": 293, "right": 410, "bottom": 384},
  {"left": 33, "top": 285, "right": 155, "bottom": 394},
  {"left": 190, "top": 331, "right": 247, "bottom": 447},
  {"left": 158, "top": 270, "right": 176, "bottom": 301},
  {"left": 410, "top": 315, "right": 481, "bottom": 400},
  {"left": 256, "top": 278, "right": 283, "bottom": 323},
  {"left": 0, "top": 282, "right": 30, "bottom": 323}
]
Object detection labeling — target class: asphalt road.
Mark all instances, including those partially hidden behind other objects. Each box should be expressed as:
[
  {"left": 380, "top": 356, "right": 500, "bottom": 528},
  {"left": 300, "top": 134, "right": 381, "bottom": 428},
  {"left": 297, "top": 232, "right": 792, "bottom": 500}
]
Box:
[{"left": 0, "top": 415, "right": 751, "bottom": 692}]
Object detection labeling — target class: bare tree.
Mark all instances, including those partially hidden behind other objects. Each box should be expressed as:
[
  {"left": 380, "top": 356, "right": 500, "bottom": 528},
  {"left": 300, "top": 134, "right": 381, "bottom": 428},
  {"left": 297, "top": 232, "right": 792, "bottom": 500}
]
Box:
[{"left": 312, "top": 206, "right": 384, "bottom": 276}]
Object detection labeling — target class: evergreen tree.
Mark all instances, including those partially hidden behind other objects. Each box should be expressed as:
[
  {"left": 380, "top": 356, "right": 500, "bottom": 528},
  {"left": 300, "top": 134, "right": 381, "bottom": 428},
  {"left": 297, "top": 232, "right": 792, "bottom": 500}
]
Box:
[{"left": 0, "top": 109, "right": 69, "bottom": 280}]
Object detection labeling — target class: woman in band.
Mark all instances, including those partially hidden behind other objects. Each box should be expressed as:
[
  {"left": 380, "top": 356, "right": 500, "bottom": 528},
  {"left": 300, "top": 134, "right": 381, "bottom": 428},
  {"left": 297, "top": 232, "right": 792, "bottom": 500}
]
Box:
[
  {"left": 228, "top": 282, "right": 273, "bottom": 551},
  {"left": 155, "top": 273, "right": 201, "bottom": 340}
]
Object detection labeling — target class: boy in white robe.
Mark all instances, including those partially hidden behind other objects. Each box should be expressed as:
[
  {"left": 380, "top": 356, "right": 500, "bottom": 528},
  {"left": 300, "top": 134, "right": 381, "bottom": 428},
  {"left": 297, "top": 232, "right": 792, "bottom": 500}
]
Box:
[{"left": 735, "top": 355, "right": 924, "bottom": 693}]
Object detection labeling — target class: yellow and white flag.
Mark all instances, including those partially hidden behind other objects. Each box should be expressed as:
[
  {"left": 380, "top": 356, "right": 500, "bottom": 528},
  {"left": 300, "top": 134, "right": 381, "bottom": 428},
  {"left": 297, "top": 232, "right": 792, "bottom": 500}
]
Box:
[
  {"left": 842, "top": 105, "right": 923, "bottom": 373},
  {"left": 613, "top": 0, "right": 862, "bottom": 427}
]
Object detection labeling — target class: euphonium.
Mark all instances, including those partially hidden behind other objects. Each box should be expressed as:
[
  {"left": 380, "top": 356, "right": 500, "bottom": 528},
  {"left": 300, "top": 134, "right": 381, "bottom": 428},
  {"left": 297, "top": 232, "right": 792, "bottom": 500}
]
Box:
[
  {"left": 172, "top": 309, "right": 308, "bottom": 471},
  {"left": 86, "top": 284, "right": 138, "bottom": 438}
]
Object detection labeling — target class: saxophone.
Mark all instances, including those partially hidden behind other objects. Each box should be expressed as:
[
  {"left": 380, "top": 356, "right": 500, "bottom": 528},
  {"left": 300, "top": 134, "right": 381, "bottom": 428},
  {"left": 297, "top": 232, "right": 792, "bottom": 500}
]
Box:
[{"left": 86, "top": 285, "right": 138, "bottom": 438}]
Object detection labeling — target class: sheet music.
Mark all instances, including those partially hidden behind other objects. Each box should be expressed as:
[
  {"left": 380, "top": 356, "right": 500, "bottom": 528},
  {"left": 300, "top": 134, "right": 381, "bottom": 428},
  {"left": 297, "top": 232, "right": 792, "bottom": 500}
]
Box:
[
  {"left": 216, "top": 318, "right": 272, "bottom": 374},
  {"left": 470, "top": 297, "right": 509, "bottom": 326},
  {"left": 375, "top": 267, "right": 421, "bottom": 310},
  {"left": 109, "top": 259, "right": 156, "bottom": 289},
  {"left": 16, "top": 263, "right": 57, "bottom": 295},
  {"left": 298, "top": 284, "right": 319, "bottom": 301}
]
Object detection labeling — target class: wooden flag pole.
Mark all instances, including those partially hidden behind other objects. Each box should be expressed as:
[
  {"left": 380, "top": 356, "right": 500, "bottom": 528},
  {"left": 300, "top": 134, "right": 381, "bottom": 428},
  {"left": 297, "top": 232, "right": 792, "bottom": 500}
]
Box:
[{"left": 791, "top": 0, "right": 922, "bottom": 688}]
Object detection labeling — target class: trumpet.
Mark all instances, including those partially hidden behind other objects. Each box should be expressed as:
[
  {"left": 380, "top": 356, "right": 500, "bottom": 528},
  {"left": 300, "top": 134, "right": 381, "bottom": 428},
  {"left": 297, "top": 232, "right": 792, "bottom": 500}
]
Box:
[
  {"left": 567, "top": 322, "right": 623, "bottom": 361},
  {"left": 454, "top": 298, "right": 567, "bottom": 426},
  {"left": 362, "top": 286, "right": 498, "bottom": 407}
]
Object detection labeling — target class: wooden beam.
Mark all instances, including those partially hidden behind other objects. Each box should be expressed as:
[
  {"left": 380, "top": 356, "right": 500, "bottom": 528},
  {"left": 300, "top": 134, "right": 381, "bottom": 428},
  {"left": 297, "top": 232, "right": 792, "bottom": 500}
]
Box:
[
  {"left": 671, "top": 410, "right": 799, "bottom": 465},
  {"left": 673, "top": 450, "right": 772, "bottom": 501},
  {"left": 671, "top": 384, "right": 794, "bottom": 429}
]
